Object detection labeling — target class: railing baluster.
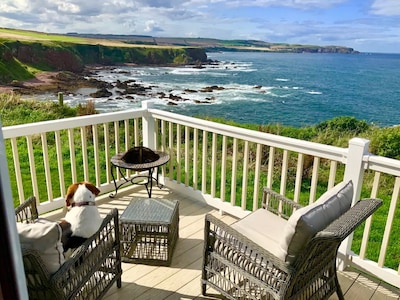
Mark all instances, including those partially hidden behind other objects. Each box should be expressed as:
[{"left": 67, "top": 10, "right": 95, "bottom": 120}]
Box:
[
  {"left": 114, "top": 121, "right": 120, "bottom": 152},
  {"left": 54, "top": 131, "right": 65, "bottom": 197},
  {"left": 153, "top": 118, "right": 158, "bottom": 149},
  {"left": 114, "top": 121, "right": 121, "bottom": 181},
  {"left": 253, "top": 143, "right": 262, "bottom": 211},
  {"left": 193, "top": 128, "right": 198, "bottom": 190},
  {"left": 124, "top": 120, "right": 130, "bottom": 150},
  {"left": 280, "top": 149, "right": 289, "bottom": 196},
  {"left": 201, "top": 130, "right": 208, "bottom": 194},
  {"left": 104, "top": 123, "right": 111, "bottom": 184},
  {"left": 10, "top": 138, "right": 24, "bottom": 203},
  {"left": 134, "top": 118, "right": 140, "bottom": 146},
  {"left": 161, "top": 120, "right": 167, "bottom": 179},
  {"left": 294, "top": 153, "right": 304, "bottom": 203},
  {"left": 68, "top": 128, "right": 77, "bottom": 183},
  {"left": 220, "top": 135, "right": 227, "bottom": 202},
  {"left": 211, "top": 133, "right": 217, "bottom": 198},
  {"left": 328, "top": 160, "right": 338, "bottom": 189},
  {"left": 41, "top": 133, "right": 53, "bottom": 202},
  {"left": 168, "top": 122, "right": 173, "bottom": 181},
  {"left": 80, "top": 127, "right": 89, "bottom": 181},
  {"left": 241, "top": 140, "right": 249, "bottom": 210},
  {"left": 26, "top": 136, "right": 39, "bottom": 201},
  {"left": 176, "top": 124, "right": 181, "bottom": 184},
  {"left": 124, "top": 119, "right": 131, "bottom": 178},
  {"left": 309, "top": 156, "right": 320, "bottom": 203},
  {"left": 360, "top": 172, "right": 381, "bottom": 259},
  {"left": 230, "top": 138, "right": 238, "bottom": 206},
  {"left": 92, "top": 125, "right": 100, "bottom": 186},
  {"left": 378, "top": 176, "right": 400, "bottom": 267},
  {"left": 160, "top": 120, "right": 166, "bottom": 151},
  {"left": 267, "top": 146, "right": 275, "bottom": 189},
  {"left": 185, "top": 126, "right": 190, "bottom": 187}
]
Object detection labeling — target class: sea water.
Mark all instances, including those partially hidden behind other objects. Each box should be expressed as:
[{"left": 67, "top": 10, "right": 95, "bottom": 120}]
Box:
[{"left": 46, "top": 52, "right": 400, "bottom": 127}]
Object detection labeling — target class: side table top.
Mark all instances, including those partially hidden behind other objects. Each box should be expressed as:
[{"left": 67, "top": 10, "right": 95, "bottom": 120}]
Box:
[{"left": 121, "top": 198, "right": 179, "bottom": 224}]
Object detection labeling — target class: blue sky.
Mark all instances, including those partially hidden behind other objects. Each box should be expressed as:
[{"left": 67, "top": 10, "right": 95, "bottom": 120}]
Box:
[{"left": 0, "top": 0, "right": 399, "bottom": 53}]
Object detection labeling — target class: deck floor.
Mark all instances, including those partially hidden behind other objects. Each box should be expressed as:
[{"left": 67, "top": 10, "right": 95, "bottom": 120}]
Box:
[{"left": 95, "top": 186, "right": 399, "bottom": 300}]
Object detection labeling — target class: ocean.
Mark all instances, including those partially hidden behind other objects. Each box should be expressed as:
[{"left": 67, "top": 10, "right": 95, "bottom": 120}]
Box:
[{"left": 45, "top": 52, "right": 400, "bottom": 127}]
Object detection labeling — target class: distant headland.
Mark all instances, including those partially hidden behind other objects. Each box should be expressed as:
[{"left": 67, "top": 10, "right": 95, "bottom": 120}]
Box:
[{"left": 67, "top": 33, "right": 359, "bottom": 54}]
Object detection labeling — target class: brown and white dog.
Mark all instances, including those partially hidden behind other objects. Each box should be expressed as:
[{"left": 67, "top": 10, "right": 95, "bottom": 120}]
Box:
[{"left": 63, "top": 182, "right": 103, "bottom": 239}]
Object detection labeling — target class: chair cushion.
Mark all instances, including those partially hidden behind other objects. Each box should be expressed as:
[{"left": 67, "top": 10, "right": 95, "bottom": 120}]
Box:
[
  {"left": 17, "top": 218, "right": 65, "bottom": 274},
  {"left": 280, "top": 180, "right": 353, "bottom": 264},
  {"left": 231, "top": 208, "right": 288, "bottom": 260}
]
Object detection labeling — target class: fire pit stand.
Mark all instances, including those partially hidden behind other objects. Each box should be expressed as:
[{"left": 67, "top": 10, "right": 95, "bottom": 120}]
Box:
[{"left": 109, "top": 148, "right": 170, "bottom": 198}]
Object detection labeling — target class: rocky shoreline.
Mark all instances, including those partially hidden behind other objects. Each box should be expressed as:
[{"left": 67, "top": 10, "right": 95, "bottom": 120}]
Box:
[
  {"left": 85, "top": 65, "right": 229, "bottom": 106},
  {"left": 0, "top": 61, "right": 235, "bottom": 106}
]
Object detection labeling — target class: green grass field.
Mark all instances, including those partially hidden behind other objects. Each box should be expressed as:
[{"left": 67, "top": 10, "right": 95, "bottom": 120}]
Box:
[{"left": 0, "top": 27, "right": 90, "bottom": 43}]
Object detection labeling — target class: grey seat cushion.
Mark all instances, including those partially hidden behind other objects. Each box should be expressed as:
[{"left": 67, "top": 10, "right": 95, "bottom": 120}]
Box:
[{"left": 231, "top": 208, "right": 288, "bottom": 260}]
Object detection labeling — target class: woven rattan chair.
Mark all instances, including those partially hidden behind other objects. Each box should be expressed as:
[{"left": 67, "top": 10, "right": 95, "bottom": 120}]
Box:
[
  {"left": 202, "top": 187, "right": 382, "bottom": 300},
  {"left": 15, "top": 196, "right": 122, "bottom": 300}
]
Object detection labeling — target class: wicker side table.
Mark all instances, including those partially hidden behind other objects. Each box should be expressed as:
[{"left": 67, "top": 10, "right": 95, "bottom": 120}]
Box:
[{"left": 120, "top": 197, "right": 179, "bottom": 266}]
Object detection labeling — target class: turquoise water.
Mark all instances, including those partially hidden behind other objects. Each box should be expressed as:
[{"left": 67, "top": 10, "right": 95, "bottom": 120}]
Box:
[{"left": 64, "top": 52, "right": 400, "bottom": 127}]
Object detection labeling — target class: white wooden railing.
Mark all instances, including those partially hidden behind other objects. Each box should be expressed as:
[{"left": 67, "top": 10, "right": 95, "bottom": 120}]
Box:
[{"left": 2, "top": 101, "right": 399, "bottom": 288}]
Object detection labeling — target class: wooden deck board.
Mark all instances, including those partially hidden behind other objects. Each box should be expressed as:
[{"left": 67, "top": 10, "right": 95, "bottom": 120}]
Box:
[{"left": 98, "top": 186, "right": 399, "bottom": 300}]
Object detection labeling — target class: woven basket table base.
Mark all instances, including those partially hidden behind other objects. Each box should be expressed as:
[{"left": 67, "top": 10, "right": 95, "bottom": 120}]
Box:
[{"left": 120, "top": 197, "right": 179, "bottom": 266}]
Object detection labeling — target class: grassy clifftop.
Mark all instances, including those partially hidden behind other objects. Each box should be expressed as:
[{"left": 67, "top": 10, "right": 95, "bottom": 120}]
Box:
[{"left": 0, "top": 28, "right": 208, "bottom": 84}]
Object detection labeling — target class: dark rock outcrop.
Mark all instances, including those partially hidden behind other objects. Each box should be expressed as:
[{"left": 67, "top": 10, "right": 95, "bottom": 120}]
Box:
[
  {"left": 201, "top": 85, "right": 225, "bottom": 92},
  {"left": 90, "top": 87, "right": 112, "bottom": 98}
]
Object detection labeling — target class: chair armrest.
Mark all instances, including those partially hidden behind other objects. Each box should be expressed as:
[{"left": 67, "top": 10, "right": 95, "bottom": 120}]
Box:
[
  {"left": 319, "top": 198, "right": 383, "bottom": 241},
  {"left": 203, "top": 213, "right": 294, "bottom": 299},
  {"left": 50, "top": 208, "right": 120, "bottom": 298},
  {"left": 15, "top": 196, "right": 39, "bottom": 223},
  {"left": 262, "top": 188, "right": 302, "bottom": 220}
]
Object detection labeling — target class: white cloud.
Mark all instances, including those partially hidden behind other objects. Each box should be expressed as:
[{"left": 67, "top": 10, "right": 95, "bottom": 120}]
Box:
[
  {"left": 370, "top": 0, "right": 400, "bottom": 16},
  {"left": 0, "top": 0, "right": 29, "bottom": 12},
  {"left": 56, "top": 2, "right": 80, "bottom": 14},
  {"left": 144, "top": 20, "right": 163, "bottom": 33}
]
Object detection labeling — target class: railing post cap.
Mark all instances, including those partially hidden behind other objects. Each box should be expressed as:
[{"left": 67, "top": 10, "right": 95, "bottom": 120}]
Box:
[
  {"left": 142, "top": 100, "right": 154, "bottom": 109},
  {"left": 349, "top": 137, "right": 370, "bottom": 147}
]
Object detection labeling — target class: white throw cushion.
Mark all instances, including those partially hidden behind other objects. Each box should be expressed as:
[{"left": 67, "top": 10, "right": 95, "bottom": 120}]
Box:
[
  {"left": 17, "top": 218, "right": 65, "bottom": 274},
  {"left": 279, "top": 180, "right": 353, "bottom": 264}
]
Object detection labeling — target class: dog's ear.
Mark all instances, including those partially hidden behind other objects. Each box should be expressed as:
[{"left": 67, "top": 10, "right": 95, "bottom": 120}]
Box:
[
  {"left": 84, "top": 182, "right": 100, "bottom": 196},
  {"left": 65, "top": 183, "right": 78, "bottom": 207}
]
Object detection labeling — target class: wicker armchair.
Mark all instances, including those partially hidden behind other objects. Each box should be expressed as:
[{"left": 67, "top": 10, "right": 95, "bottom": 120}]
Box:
[
  {"left": 202, "top": 187, "right": 382, "bottom": 300},
  {"left": 15, "top": 196, "right": 122, "bottom": 300}
]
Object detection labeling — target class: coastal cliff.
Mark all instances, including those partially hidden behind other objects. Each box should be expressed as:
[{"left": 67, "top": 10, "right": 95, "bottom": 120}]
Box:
[{"left": 0, "top": 40, "right": 208, "bottom": 84}]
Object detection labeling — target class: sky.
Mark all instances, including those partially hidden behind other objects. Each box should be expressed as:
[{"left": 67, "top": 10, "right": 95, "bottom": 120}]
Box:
[{"left": 0, "top": 0, "right": 399, "bottom": 53}]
